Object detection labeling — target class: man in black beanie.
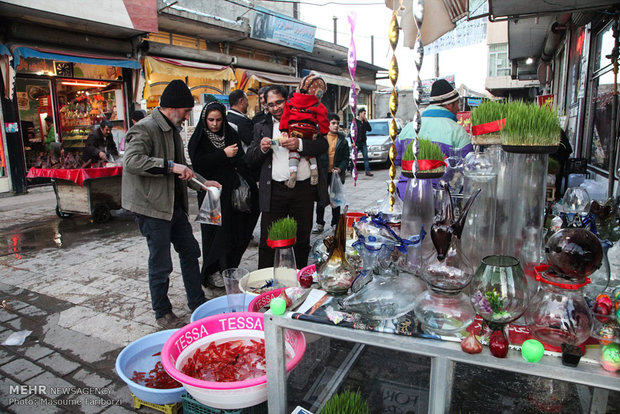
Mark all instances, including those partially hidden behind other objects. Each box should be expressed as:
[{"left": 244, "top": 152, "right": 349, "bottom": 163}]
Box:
[{"left": 122, "top": 79, "right": 221, "bottom": 329}]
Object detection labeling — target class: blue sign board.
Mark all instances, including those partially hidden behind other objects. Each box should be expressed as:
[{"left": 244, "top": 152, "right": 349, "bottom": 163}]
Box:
[{"left": 251, "top": 6, "right": 316, "bottom": 53}]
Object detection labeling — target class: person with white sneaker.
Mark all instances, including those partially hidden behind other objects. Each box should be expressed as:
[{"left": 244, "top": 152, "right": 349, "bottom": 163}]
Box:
[{"left": 313, "top": 113, "right": 350, "bottom": 234}]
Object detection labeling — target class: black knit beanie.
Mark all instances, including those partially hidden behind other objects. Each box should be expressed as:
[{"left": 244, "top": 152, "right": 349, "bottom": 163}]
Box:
[
  {"left": 429, "top": 79, "right": 459, "bottom": 105},
  {"left": 160, "top": 80, "right": 195, "bottom": 108}
]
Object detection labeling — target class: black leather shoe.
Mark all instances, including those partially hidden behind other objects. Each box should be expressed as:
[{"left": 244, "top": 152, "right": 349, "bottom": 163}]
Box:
[{"left": 156, "top": 312, "right": 184, "bottom": 329}]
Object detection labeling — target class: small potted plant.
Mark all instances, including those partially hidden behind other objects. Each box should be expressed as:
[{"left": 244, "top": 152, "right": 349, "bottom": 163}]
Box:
[
  {"left": 500, "top": 101, "right": 561, "bottom": 153},
  {"left": 470, "top": 100, "right": 510, "bottom": 146},
  {"left": 267, "top": 217, "right": 298, "bottom": 286},
  {"left": 401, "top": 138, "right": 446, "bottom": 179},
  {"left": 319, "top": 389, "right": 370, "bottom": 414}
]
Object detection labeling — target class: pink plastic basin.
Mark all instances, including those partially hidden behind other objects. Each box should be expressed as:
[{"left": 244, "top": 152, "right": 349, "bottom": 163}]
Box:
[{"left": 160, "top": 312, "right": 305, "bottom": 409}]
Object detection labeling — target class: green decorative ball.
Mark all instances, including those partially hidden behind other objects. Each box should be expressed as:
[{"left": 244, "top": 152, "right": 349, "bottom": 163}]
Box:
[
  {"left": 521, "top": 339, "right": 545, "bottom": 363},
  {"left": 270, "top": 297, "right": 287, "bottom": 315}
]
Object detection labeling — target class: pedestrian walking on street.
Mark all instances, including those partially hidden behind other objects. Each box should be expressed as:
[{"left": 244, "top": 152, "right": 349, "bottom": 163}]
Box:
[
  {"left": 352, "top": 108, "right": 373, "bottom": 176},
  {"left": 122, "top": 79, "right": 220, "bottom": 330},
  {"left": 246, "top": 85, "right": 329, "bottom": 269},
  {"left": 188, "top": 101, "right": 259, "bottom": 288},
  {"left": 313, "top": 113, "right": 350, "bottom": 233},
  {"left": 227, "top": 89, "right": 254, "bottom": 152}
]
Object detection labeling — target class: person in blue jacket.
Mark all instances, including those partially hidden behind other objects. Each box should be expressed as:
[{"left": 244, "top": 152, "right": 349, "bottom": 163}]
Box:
[{"left": 395, "top": 79, "right": 472, "bottom": 197}]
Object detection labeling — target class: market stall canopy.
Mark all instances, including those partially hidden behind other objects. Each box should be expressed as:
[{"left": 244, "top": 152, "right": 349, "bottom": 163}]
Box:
[
  {"left": 10, "top": 46, "right": 141, "bottom": 70},
  {"left": 144, "top": 56, "right": 235, "bottom": 100},
  {"left": 309, "top": 70, "right": 377, "bottom": 92},
  {"left": 234, "top": 68, "right": 300, "bottom": 92},
  {"left": 385, "top": 0, "right": 468, "bottom": 48},
  {"left": 488, "top": 0, "right": 619, "bottom": 19}
]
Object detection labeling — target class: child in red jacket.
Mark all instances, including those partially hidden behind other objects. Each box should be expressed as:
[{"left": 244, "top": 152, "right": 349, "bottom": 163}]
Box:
[{"left": 279, "top": 74, "right": 329, "bottom": 188}]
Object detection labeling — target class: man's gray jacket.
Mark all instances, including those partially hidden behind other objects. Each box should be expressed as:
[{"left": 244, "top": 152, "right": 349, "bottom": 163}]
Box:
[{"left": 122, "top": 107, "right": 202, "bottom": 220}]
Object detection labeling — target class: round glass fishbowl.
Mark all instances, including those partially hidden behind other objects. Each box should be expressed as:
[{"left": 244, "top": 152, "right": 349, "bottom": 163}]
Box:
[
  {"left": 470, "top": 255, "right": 530, "bottom": 329},
  {"left": 526, "top": 268, "right": 593, "bottom": 348},
  {"left": 413, "top": 289, "right": 475, "bottom": 335}
]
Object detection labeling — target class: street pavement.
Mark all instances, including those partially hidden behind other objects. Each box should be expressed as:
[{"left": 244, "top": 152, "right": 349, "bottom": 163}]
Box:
[{"left": 0, "top": 165, "right": 391, "bottom": 413}]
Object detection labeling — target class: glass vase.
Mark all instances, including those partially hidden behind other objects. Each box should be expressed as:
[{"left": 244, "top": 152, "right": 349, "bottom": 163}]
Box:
[
  {"left": 400, "top": 177, "right": 435, "bottom": 257},
  {"left": 494, "top": 151, "right": 548, "bottom": 260},
  {"left": 317, "top": 212, "right": 356, "bottom": 295},
  {"left": 273, "top": 246, "right": 296, "bottom": 288},
  {"left": 470, "top": 255, "right": 530, "bottom": 330}
]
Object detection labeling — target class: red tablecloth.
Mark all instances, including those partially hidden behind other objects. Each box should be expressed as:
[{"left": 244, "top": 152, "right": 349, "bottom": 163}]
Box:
[{"left": 27, "top": 167, "right": 122, "bottom": 187}]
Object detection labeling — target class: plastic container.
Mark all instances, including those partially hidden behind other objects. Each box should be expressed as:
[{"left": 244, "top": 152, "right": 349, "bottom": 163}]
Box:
[
  {"left": 247, "top": 288, "right": 286, "bottom": 312},
  {"left": 116, "top": 329, "right": 185, "bottom": 405},
  {"left": 240, "top": 268, "right": 299, "bottom": 295},
  {"left": 161, "top": 312, "right": 306, "bottom": 409},
  {"left": 182, "top": 392, "right": 268, "bottom": 414},
  {"left": 191, "top": 294, "right": 252, "bottom": 323}
]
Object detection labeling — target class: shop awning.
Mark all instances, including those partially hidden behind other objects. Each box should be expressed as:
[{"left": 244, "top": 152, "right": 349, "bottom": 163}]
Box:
[
  {"left": 488, "top": 0, "right": 619, "bottom": 18},
  {"left": 11, "top": 46, "right": 141, "bottom": 69},
  {"left": 235, "top": 68, "right": 300, "bottom": 92},
  {"left": 144, "top": 56, "right": 235, "bottom": 101},
  {"left": 244, "top": 69, "right": 300, "bottom": 86},
  {"left": 145, "top": 56, "right": 234, "bottom": 80},
  {"left": 309, "top": 70, "right": 377, "bottom": 92}
]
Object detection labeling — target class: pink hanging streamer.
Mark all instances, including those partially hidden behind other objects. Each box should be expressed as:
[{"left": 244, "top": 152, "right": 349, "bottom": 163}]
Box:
[{"left": 348, "top": 12, "right": 359, "bottom": 185}]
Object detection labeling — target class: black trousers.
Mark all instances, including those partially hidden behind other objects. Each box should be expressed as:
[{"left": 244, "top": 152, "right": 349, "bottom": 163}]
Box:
[{"left": 258, "top": 179, "right": 315, "bottom": 269}]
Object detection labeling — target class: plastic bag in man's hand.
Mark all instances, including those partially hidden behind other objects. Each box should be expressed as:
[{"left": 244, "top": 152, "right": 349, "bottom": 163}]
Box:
[
  {"left": 329, "top": 173, "right": 347, "bottom": 208},
  {"left": 231, "top": 174, "right": 252, "bottom": 213},
  {"left": 196, "top": 186, "right": 222, "bottom": 226}
]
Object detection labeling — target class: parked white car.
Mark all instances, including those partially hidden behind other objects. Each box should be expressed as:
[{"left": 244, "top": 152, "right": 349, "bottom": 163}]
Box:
[{"left": 350, "top": 118, "right": 404, "bottom": 165}]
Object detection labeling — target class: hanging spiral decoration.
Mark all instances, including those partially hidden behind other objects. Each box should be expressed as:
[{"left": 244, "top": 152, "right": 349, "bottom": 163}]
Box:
[
  {"left": 348, "top": 12, "right": 359, "bottom": 186},
  {"left": 387, "top": 11, "right": 400, "bottom": 210},
  {"left": 410, "top": 0, "right": 425, "bottom": 181}
]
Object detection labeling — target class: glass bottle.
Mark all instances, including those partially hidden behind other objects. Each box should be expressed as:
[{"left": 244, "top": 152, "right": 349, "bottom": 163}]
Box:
[{"left": 318, "top": 212, "right": 356, "bottom": 295}]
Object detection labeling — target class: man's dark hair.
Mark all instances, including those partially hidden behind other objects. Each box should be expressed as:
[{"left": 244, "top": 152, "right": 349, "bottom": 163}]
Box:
[
  {"left": 265, "top": 85, "right": 288, "bottom": 101},
  {"left": 100, "top": 120, "right": 113, "bottom": 129},
  {"left": 229, "top": 89, "right": 247, "bottom": 107},
  {"left": 130, "top": 110, "right": 146, "bottom": 123},
  {"left": 328, "top": 112, "right": 340, "bottom": 122},
  {"left": 357, "top": 108, "right": 366, "bottom": 115},
  {"left": 258, "top": 86, "right": 270, "bottom": 99}
]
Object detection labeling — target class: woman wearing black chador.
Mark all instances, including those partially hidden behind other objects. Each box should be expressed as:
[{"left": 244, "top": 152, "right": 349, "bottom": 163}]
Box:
[{"left": 188, "top": 101, "right": 259, "bottom": 288}]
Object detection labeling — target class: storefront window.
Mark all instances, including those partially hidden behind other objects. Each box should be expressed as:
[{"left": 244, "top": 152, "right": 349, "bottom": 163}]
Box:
[
  {"left": 56, "top": 79, "right": 126, "bottom": 152},
  {"left": 588, "top": 69, "right": 615, "bottom": 170},
  {"left": 567, "top": 26, "right": 585, "bottom": 107},
  {"left": 15, "top": 77, "right": 55, "bottom": 169},
  {"left": 594, "top": 24, "right": 614, "bottom": 73}
]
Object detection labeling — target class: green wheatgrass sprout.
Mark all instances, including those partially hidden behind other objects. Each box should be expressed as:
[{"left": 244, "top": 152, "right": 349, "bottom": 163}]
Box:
[
  {"left": 471, "top": 100, "right": 510, "bottom": 126},
  {"left": 268, "top": 217, "right": 297, "bottom": 241},
  {"left": 319, "top": 390, "right": 370, "bottom": 414},
  {"left": 501, "top": 101, "right": 561, "bottom": 146},
  {"left": 404, "top": 138, "right": 444, "bottom": 161}
]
